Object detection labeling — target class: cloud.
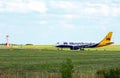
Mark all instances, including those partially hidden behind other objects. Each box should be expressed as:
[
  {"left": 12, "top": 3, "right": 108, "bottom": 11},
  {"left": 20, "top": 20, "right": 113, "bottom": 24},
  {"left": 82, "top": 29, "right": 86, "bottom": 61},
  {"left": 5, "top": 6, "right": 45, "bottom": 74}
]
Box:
[
  {"left": 39, "top": 20, "right": 47, "bottom": 25},
  {"left": 100, "top": 4, "right": 110, "bottom": 16},
  {"left": 111, "top": 7, "right": 120, "bottom": 16},
  {"left": 84, "top": 7, "right": 97, "bottom": 15},
  {"left": 0, "top": 0, "right": 120, "bottom": 17},
  {"left": 55, "top": 14, "right": 77, "bottom": 19},
  {"left": 0, "top": 0, "right": 48, "bottom": 13},
  {"left": 83, "top": 2, "right": 113, "bottom": 16},
  {"left": 50, "top": 1, "right": 120, "bottom": 17},
  {"left": 0, "top": 23, "right": 7, "bottom": 28},
  {"left": 27, "top": 1, "right": 47, "bottom": 13},
  {"left": 85, "top": 3, "right": 110, "bottom": 16},
  {"left": 5, "top": 1, "right": 27, "bottom": 13},
  {"left": 50, "top": 1, "right": 77, "bottom": 10},
  {"left": 61, "top": 14, "right": 77, "bottom": 19},
  {"left": 60, "top": 22, "right": 75, "bottom": 30}
]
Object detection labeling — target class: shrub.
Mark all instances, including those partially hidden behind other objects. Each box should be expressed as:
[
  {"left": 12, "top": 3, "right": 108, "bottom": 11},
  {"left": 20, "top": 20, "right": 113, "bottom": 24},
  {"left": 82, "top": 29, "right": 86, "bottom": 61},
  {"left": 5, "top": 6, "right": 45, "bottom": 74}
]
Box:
[
  {"left": 60, "top": 59, "right": 74, "bottom": 78},
  {"left": 96, "top": 68, "right": 120, "bottom": 78}
]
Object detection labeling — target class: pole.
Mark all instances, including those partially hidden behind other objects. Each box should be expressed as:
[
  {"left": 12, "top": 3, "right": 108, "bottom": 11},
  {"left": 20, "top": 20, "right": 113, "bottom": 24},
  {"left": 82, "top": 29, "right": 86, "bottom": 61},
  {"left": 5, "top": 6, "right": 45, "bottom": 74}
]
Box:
[{"left": 6, "top": 35, "right": 10, "bottom": 47}]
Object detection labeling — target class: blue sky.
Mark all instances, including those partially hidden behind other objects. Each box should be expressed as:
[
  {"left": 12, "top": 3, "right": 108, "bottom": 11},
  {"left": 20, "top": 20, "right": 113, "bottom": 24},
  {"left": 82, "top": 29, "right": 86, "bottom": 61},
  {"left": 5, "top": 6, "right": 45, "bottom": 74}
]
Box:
[{"left": 0, "top": 0, "right": 120, "bottom": 45}]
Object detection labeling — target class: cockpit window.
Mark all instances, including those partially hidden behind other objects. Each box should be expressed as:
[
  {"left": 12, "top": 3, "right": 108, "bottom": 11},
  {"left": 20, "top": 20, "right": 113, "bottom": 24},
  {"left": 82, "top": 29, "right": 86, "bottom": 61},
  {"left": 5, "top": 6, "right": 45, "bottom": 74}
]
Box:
[{"left": 57, "top": 42, "right": 59, "bottom": 44}]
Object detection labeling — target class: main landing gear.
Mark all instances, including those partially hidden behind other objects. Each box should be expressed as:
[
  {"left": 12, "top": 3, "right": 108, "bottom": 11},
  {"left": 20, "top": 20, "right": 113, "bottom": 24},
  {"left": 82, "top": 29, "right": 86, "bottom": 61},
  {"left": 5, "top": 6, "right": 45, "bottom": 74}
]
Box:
[{"left": 80, "top": 48, "right": 84, "bottom": 51}]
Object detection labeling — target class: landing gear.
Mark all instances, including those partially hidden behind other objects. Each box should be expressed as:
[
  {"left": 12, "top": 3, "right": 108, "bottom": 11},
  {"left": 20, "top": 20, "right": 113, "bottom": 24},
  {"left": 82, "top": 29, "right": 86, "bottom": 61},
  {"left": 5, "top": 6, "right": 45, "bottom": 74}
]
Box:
[
  {"left": 80, "top": 48, "right": 84, "bottom": 51},
  {"left": 57, "top": 48, "right": 63, "bottom": 50},
  {"left": 61, "top": 48, "right": 63, "bottom": 50}
]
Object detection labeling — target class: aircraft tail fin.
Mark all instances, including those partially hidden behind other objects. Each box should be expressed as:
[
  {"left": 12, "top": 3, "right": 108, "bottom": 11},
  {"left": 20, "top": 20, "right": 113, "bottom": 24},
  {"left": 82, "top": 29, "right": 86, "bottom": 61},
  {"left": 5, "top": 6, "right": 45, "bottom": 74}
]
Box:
[{"left": 97, "top": 32, "right": 114, "bottom": 47}]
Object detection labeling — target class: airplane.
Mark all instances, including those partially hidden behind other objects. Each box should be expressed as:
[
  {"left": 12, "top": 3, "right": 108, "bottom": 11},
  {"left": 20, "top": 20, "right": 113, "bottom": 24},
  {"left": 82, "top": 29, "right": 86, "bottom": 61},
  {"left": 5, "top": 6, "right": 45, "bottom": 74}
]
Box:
[{"left": 55, "top": 32, "right": 114, "bottom": 50}]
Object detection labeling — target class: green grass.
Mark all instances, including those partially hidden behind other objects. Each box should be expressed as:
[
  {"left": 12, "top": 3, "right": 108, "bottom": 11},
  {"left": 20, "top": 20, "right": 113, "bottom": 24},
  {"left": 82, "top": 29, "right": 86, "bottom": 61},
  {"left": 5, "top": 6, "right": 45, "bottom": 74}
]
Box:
[{"left": 0, "top": 45, "right": 120, "bottom": 74}]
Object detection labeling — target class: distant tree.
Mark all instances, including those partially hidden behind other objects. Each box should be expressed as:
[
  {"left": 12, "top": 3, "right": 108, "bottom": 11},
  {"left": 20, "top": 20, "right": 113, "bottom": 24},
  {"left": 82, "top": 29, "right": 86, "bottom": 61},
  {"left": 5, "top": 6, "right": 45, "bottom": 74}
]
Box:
[{"left": 25, "top": 44, "right": 33, "bottom": 45}]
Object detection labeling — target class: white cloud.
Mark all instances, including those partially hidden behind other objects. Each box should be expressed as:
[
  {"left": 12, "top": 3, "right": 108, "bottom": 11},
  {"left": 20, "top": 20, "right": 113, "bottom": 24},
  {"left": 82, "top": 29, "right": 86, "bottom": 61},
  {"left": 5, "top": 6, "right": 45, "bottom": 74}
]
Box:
[
  {"left": 0, "top": 0, "right": 48, "bottom": 13},
  {"left": 60, "top": 22, "right": 75, "bottom": 30},
  {"left": 0, "top": 1, "right": 4, "bottom": 12},
  {"left": 27, "top": 1, "right": 47, "bottom": 13},
  {"left": 50, "top": 1, "right": 120, "bottom": 17},
  {"left": 84, "top": 7, "right": 97, "bottom": 15},
  {"left": 83, "top": 2, "right": 110, "bottom": 16},
  {"left": 49, "top": 1, "right": 78, "bottom": 12},
  {"left": 0, "top": 23, "right": 7, "bottom": 28},
  {"left": 56, "top": 1, "right": 75, "bottom": 9},
  {"left": 100, "top": 4, "right": 110, "bottom": 16},
  {"left": 39, "top": 20, "right": 47, "bottom": 25},
  {"left": 40, "top": 14, "right": 78, "bottom": 20},
  {"left": 0, "top": 0, "right": 120, "bottom": 17},
  {"left": 111, "top": 7, "right": 120, "bottom": 16},
  {"left": 0, "top": 1, "right": 3, "bottom": 6},
  {"left": 54, "top": 14, "right": 77, "bottom": 19},
  {"left": 62, "top": 14, "right": 77, "bottom": 19},
  {"left": 5, "top": 2, "right": 27, "bottom": 13}
]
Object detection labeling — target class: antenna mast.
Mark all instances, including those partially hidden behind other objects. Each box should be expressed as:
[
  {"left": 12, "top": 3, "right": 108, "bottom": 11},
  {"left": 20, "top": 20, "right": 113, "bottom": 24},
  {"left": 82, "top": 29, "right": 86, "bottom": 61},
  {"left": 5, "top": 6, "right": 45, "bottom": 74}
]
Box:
[{"left": 6, "top": 35, "right": 10, "bottom": 47}]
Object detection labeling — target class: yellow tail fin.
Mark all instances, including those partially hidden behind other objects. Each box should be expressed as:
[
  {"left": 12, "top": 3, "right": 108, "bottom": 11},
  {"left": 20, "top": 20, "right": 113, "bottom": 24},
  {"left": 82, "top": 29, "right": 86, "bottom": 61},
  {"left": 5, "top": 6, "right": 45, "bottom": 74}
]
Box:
[{"left": 97, "top": 32, "right": 113, "bottom": 47}]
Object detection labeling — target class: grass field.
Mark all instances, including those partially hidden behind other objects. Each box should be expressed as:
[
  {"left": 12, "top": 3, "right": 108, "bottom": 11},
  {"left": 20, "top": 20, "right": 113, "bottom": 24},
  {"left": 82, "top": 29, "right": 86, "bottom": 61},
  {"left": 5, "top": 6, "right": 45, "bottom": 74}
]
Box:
[
  {"left": 0, "top": 45, "right": 120, "bottom": 78},
  {"left": 0, "top": 45, "right": 120, "bottom": 74}
]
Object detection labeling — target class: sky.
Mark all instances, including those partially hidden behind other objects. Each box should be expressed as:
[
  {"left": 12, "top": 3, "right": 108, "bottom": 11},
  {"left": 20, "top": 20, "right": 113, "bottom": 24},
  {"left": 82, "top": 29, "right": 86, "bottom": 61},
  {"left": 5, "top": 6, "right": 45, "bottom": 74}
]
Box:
[{"left": 0, "top": 0, "right": 120, "bottom": 45}]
